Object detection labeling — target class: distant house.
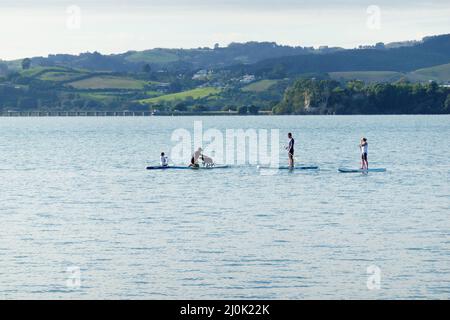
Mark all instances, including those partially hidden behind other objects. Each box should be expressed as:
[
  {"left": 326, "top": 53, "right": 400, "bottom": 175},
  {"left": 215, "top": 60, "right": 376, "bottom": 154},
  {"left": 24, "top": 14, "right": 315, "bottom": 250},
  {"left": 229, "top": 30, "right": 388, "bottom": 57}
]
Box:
[
  {"left": 154, "top": 82, "right": 170, "bottom": 93},
  {"left": 240, "top": 74, "right": 256, "bottom": 84},
  {"left": 192, "top": 69, "right": 210, "bottom": 80}
]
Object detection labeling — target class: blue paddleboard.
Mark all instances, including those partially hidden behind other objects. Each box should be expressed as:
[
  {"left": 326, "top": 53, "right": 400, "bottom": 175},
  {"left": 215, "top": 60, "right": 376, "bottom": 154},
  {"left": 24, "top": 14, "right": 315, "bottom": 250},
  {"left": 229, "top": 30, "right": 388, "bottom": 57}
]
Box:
[
  {"left": 146, "top": 165, "right": 229, "bottom": 170},
  {"left": 258, "top": 165, "right": 319, "bottom": 170},
  {"left": 338, "top": 168, "right": 386, "bottom": 173}
]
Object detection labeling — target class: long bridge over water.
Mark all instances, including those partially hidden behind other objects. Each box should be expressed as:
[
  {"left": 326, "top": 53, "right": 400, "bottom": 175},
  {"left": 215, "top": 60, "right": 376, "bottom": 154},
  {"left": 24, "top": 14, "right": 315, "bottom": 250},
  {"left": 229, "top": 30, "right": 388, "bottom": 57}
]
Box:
[
  {"left": 0, "top": 111, "right": 154, "bottom": 117},
  {"left": 0, "top": 110, "right": 269, "bottom": 117}
]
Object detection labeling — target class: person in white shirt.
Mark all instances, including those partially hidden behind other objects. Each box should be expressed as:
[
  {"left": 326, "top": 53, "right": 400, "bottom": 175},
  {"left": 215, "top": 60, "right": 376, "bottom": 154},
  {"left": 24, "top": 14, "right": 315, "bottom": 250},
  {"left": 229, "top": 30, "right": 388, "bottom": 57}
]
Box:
[
  {"left": 359, "top": 138, "right": 368, "bottom": 170},
  {"left": 160, "top": 152, "right": 169, "bottom": 167}
]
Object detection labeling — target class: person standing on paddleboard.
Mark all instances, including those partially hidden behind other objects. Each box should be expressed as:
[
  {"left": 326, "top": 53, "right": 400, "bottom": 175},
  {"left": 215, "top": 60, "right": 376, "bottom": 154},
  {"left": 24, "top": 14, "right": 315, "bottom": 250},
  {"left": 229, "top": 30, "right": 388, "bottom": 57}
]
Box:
[
  {"left": 286, "top": 133, "right": 295, "bottom": 168},
  {"left": 359, "top": 138, "right": 368, "bottom": 170}
]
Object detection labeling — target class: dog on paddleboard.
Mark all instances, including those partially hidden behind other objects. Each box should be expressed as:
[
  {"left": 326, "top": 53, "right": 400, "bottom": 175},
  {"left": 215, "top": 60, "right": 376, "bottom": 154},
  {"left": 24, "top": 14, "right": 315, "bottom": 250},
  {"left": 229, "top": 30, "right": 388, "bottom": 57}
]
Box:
[{"left": 201, "top": 154, "right": 215, "bottom": 167}]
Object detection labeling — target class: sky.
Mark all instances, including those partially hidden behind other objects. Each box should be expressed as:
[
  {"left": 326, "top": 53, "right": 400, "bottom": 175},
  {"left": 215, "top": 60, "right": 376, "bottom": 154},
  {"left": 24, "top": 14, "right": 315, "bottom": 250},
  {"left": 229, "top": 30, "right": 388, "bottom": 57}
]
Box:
[{"left": 0, "top": 0, "right": 449, "bottom": 60}]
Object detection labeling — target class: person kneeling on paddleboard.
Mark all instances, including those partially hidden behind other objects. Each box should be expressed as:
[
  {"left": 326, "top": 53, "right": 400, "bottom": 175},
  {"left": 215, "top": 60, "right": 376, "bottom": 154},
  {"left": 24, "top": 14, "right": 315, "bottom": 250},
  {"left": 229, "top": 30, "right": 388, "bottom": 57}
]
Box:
[
  {"left": 160, "top": 152, "right": 169, "bottom": 167},
  {"left": 359, "top": 138, "right": 368, "bottom": 170},
  {"left": 189, "top": 147, "right": 202, "bottom": 168}
]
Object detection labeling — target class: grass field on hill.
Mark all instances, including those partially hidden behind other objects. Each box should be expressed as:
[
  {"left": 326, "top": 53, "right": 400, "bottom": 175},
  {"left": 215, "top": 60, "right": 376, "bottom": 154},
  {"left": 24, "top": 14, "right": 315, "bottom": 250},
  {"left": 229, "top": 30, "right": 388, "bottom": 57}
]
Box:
[
  {"left": 406, "top": 63, "right": 450, "bottom": 83},
  {"left": 67, "top": 75, "right": 148, "bottom": 90},
  {"left": 242, "top": 80, "right": 279, "bottom": 92},
  {"left": 140, "top": 87, "right": 221, "bottom": 104},
  {"left": 125, "top": 50, "right": 180, "bottom": 64},
  {"left": 39, "top": 71, "right": 86, "bottom": 82},
  {"left": 329, "top": 71, "right": 403, "bottom": 83},
  {"left": 79, "top": 92, "right": 122, "bottom": 103},
  {"left": 20, "top": 66, "right": 72, "bottom": 78}
]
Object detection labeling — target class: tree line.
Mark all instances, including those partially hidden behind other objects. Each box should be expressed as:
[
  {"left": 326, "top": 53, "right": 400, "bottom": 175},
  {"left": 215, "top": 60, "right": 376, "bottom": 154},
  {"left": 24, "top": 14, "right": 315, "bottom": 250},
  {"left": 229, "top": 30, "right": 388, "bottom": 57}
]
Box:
[{"left": 273, "top": 79, "right": 450, "bottom": 115}]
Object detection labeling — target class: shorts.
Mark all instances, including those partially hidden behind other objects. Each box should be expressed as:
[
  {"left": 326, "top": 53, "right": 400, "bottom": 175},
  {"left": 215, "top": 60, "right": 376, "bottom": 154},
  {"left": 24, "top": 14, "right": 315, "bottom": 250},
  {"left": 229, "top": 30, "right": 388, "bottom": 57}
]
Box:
[{"left": 361, "top": 153, "right": 368, "bottom": 161}]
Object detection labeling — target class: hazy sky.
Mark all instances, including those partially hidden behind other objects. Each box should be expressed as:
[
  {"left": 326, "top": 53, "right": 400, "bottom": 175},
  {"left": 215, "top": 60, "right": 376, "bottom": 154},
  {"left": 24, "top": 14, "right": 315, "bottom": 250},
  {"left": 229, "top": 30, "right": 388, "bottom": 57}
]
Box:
[{"left": 1, "top": 0, "right": 449, "bottom": 60}]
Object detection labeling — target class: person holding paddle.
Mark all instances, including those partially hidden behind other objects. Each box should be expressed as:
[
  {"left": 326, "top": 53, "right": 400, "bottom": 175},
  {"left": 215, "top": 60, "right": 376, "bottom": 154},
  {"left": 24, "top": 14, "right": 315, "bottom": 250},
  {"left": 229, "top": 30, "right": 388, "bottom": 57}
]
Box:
[
  {"left": 285, "top": 132, "right": 295, "bottom": 168},
  {"left": 359, "top": 137, "right": 369, "bottom": 170}
]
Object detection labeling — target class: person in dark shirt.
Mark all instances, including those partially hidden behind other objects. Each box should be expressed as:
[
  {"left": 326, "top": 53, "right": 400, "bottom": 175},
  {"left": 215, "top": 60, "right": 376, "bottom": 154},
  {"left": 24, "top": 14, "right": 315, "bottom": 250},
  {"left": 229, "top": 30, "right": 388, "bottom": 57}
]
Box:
[{"left": 286, "top": 132, "right": 295, "bottom": 168}]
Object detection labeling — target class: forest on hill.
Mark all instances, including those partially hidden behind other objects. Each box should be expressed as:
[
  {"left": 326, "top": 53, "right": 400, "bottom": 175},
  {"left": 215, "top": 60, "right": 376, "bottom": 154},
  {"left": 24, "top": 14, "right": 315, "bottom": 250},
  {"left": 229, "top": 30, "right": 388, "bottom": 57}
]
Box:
[{"left": 274, "top": 79, "right": 450, "bottom": 115}]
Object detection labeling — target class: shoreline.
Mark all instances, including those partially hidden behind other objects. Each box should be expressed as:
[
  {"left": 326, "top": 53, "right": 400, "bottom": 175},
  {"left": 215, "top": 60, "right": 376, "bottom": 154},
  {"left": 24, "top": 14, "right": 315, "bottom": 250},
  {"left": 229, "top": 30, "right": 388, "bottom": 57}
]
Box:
[{"left": 1, "top": 112, "right": 449, "bottom": 117}]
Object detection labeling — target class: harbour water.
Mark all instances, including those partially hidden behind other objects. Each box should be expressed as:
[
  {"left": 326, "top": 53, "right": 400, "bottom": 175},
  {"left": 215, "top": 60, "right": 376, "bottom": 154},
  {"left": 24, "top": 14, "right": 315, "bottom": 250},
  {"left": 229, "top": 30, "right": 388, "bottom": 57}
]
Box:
[{"left": 0, "top": 115, "right": 449, "bottom": 299}]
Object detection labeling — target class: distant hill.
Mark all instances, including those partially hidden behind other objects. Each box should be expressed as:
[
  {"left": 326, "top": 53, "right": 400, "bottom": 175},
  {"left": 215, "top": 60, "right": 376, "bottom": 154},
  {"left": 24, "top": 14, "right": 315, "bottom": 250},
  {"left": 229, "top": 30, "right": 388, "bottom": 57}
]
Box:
[
  {"left": 3, "top": 35, "right": 449, "bottom": 79},
  {"left": 6, "top": 42, "right": 339, "bottom": 73},
  {"left": 122, "top": 42, "right": 323, "bottom": 68},
  {"left": 229, "top": 34, "right": 450, "bottom": 77}
]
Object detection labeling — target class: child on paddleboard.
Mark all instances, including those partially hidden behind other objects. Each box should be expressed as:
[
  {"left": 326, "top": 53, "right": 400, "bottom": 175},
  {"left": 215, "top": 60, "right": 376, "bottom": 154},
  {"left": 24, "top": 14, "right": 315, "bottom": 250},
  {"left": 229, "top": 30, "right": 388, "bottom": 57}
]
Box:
[{"left": 160, "top": 152, "right": 169, "bottom": 167}]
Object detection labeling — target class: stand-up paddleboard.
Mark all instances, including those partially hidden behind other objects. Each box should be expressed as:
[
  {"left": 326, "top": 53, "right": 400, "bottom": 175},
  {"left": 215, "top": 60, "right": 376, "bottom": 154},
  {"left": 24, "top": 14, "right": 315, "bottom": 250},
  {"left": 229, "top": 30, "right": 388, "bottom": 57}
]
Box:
[
  {"left": 338, "top": 168, "right": 386, "bottom": 173},
  {"left": 146, "top": 165, "right": 229, "bottom": 170},
  {"left": 258, "top": 165, "right": 319, "bottom": 170}
]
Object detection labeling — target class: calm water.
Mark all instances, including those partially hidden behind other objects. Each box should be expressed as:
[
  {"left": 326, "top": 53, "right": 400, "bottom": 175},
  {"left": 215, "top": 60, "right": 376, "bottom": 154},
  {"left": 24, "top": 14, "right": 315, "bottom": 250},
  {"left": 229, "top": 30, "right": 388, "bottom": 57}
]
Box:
[{"left": 0, "top": 115, "right": 449, "bottom": 299}]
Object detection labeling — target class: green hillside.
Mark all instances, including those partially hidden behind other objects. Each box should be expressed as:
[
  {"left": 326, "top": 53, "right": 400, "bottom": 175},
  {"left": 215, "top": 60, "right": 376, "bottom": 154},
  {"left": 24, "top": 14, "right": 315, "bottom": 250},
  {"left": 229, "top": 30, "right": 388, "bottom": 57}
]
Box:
[
  {"left": 17, "top": 66, "right": 91, "bottom": 82},
  {"left": 329, "top": 71, "right": 403, "bottom": 83},
  {"left": 242, "top": 80, "right": 279, "bottom": 92},
  {"left": 20, "top": 66, "right": 71, "bottom": 78},
  {"left": 140, "top": 87, "right": 221, "bottom": 104},
  {"left": 67, "top": 75, "right": 148, "bottom": 90},
  {"left": 125, "top": 50, "right": 180, "bottom": 64},
  {"left": 39, "top": 71, "right": 87, "bottom": 82},
  {"left": 406, "top": 63, "right": 450, "bottom": 83}
]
